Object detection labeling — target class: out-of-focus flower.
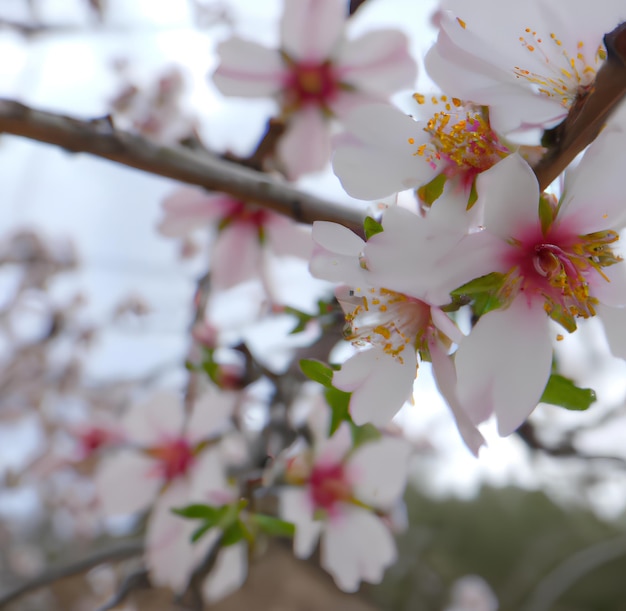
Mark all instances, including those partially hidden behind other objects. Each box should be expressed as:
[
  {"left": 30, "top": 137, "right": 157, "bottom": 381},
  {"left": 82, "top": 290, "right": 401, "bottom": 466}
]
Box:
[
  {"left": 426, "top": 0, "right": 626, "bottom": 133},
  {"left": 279, "top": 421, "right": 411, "bottom": 592},
  {"left": 158, "top": 187, "right": 312, "bottom": 292},
  {"left": 213, "top": 0, "right": 417, "bottom": 178}
]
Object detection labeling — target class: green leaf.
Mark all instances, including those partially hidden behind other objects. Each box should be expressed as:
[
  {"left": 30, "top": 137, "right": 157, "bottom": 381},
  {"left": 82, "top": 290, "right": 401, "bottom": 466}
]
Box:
[
  {"left": 221, "top": 520, "right": 247, "bottom": 547},
  {"left": 251, "top": 514, "right": 295, "bottom": 538},
  {"left": 417, "top": 173, "right": 447, "bottom": 206},
  {"left": 467, "top": 179, "right": 478, "bottom": 210},
  {"left": 351, "top": 422, "right": 381, "bottom": 447},
  {"left": 538, "top": 194, "right": 554, "bottom": 234},
  {"left": 300, "top": 359, "right": 334, "bottom": 387},
  {"left": 325, "top": 385, "right": 352, "bottom": 435},
  {"left": 472, "top": 291, "right": 504, "bottom": 317},
  {"left": 283, "top": 305, "right": 313, "bottom": 334},
  {"left": 540, "top": 374, "right": 596, "bottom": 411},
  {"left": 451, "top": 272, "right": 507, "bottom": 297},
  {"left": 364, "top": 216, "right": 384, "bottom": 239},
  {"left": 172, "top": 504, "right": 220, "bottom": 521},
  {"left": 191, "top": 522, "right": 214, "bottom": 543}
]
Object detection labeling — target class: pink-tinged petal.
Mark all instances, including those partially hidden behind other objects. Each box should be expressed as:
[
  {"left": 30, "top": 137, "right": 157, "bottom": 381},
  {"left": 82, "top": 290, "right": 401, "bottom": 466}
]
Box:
[
  {"left": 278, "top": 108, "right": 332, "bottom": 179},
  {"left": 279, "top": 488, "right": 321, "bottom": 558},
  {"left": 561, "top": 130, "right": 626, "bottom": 232},
  {"left": 280, "top": 0, "right": 345, "bottom": 62},
  {"left": 158, "top": 189, "right": 229, "bottom": 238},
  {"left": 146, "top": 479, "right": 204, "bottom": 592},
  {"left": 202, "top": 542, "right": 247, "bottom": 603},
  {"left": 186, "top": 390, "right": 235, "bottom": 446},
  {"left": 337, "top": 30, "right": 417, "bottom": 93},
  {"left": 190, "top": 448, "right": 231, "bottom": 503},
  {"left": 322, "top": 505, "right": 396, "bottom": 592},
  {"left": 213, "top": 37, "right": 285, "bottom": 97},
  {"left": 211, "top": 224, "right": 261, "bottom": 290},
  {"left": 96, "top": 451, "right": 161, "bottom": 516},
  {"left": 348, "top": 437, "right": 411, "bottom": 509},
  {"left": 122, "top": 391, "right": 184, "bottom": 446},
  {"left": 316, "top": 421, "right": 352, "bottom": 465},
  {"left": 332, "top": 104, "right": 435, "bottom": 200},
  {"left": 455, "top": 297, "right": 553, "bottom": 436},
  {"left": 312, "top": 220, "right": 364, "bottom": 256},
  {"left": 597, "top": 304, "right": 626, "bottom": 360},
  {"left": 327, "top": 89, "right": 385, "bottom": 118},
  {"left": 265, "top": 216, "right": 312, "bottom": 259},
  {"left": 334, "top": 348, "right": 417, "bottom": 426},
  {"left": 430, "top": 340, "right": 486, "bottom": 456},
  {"left": 479, "top": 154, "right": 540, "bottom": 240}
]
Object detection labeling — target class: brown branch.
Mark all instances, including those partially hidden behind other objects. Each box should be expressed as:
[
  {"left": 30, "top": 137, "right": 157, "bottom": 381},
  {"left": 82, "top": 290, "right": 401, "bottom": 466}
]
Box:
[
  {"left": 533, "top": 22, "right": 626, "bottom": 190},
  {"left": 0, "top": 540, "right": 144, "bottom": 609},
  {"left": 0, "top": 99, "right": 365, "bottom": 234},
  {"left": 349, "top": 0, "right": 369, "bottom": 16}
]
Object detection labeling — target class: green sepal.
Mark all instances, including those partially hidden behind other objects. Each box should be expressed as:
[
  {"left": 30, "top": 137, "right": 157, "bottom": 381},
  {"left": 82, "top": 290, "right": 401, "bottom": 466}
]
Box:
[
  {"left": 417, "top": 173, "right": 447, "bottom": 206},
  {"left": 364, "top": 216, "right": 384, "bottom": 239},
  {"left": 540, "top": 374, "right": 596, "bottom": 411},
  {"left": 250, "top": 514, "right": 296, "bottom": 538},
  {"left": 538, "top": 194, "right": 554, "bottom": 235},
  {"left": 467, "top": 179, "right": 479, "bottom": 210}
]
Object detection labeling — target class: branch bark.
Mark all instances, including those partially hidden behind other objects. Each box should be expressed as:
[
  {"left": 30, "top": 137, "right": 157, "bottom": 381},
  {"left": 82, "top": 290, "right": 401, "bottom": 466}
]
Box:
[{"left": 0, "top": 99, "right": 365, "bottom": 234}]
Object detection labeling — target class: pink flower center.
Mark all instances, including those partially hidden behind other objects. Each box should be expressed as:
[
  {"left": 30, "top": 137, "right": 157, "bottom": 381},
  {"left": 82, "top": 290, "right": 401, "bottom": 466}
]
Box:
[
  {"left": 309, "top": 462, "right": 352, "bottom": 513},
  {"left": 222, "top": 200, "right": 270, "bottom": 228},
  {"left": 79, "top": 426, "right": 115, "bottom": 457},
  {"left": 503, "top": 221, "right": 621, "bottom": 331},
  {"left": 148, "top": 438, "right": 195, "bottom": 482},
  {"left": 283, "top": 61, "right": 339, "bottom": 111}
]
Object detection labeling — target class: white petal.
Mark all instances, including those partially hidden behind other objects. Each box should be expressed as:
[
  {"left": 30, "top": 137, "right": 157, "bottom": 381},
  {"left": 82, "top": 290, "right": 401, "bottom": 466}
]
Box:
[
  {"left": 322, "top": 505, "right": 396, "bottom": 592},
  {"left": 281, "top": 0, "right": 345, "bottom": 62},
  {"left": 96, "top": 451, "right": 161, "bottom": 516},
  {"left": 122, "top": 390, "right": 184, "bottom": 446},
  {"left": 348, "top": 437, "right": 411, "bottom": 508},
  {"left": 213, "top": 37, "right": 285, "bottom": 97},
  {"left": 479, "top": 154, "right": 540, "bottom": 241},
  {"left": 186, "top": 389, "right": 236, "bottom": 445},
  {"left": 334, "top": 348, "right": 417, "bottom": 426},
  {"left": 190, "top": 448, "right": 231, "bottom": 503},
  {"left": 265, "top": 216, "right": 313, "bottom": 259},
  {"left": 158, "top": 189, "right": 226, "bottom": 237},
  {"left": 146, "top": 479, "right": 199, "bottom": 592},
  {"left": 279, "top": 488, "right": 321, "bottom": 559},
  {"left": 202, "top": 542, "right": 247, "bottom": 604},
  {"left": 455, "top": 297, "right": 553, "bottom": 436},
  {"left": 278, "top": 108, "right": 331, "bottom": 179},
  {"left": 211, "top": 223, "right": 260, "bottom": 290},
  {"left": 597, "top": 304, "right": 626, "bottom": 360},
  {"left": 337, "top": 30, "right": 417, "bottom": 93},
  {"left": 310, "top": 221, "right": 366, "bottom": 284}
]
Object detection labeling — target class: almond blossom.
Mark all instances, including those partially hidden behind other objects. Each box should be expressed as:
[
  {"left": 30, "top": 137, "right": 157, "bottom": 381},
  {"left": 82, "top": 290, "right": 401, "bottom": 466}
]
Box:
[
  {"left": 311, "top": 206, "right": 485, "bottom": 455},
  {"left": 158, "top": 186, "right": 312, "bottom": 292},
  {"left": 452, "top": 130, "right": 626, "bottom": 436},
  {"left": 279, "top": 421, "right": 411, "bottom": 592},
  {"left": 95, "top": 389, "right": 243, "bottom": 599},
  {"left": 212, "top": 0, "right": 416, "bottom": 178},
  {"left": 426, "top": 0, "right": 626, "bottom": 134}
]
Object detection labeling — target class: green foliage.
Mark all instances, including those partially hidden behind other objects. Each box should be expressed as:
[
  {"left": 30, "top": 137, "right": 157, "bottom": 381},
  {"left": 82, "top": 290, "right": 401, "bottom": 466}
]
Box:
[
  {"left": 540, "top": 373, "right": 596, "bottom": 411},
  {"left": 364, "top": 216, "right": 384, "bottom": 239},
  {"left": 250, "top": 514, "right": 296, "bottom": 538},
  {"left": 284, "top": 299, "right": 337, "bottom": 334},
  {"left": 450, "top": 272, "right": 506, "bottom": 317},
  {"left": 538, "top": 193, "right": 555, "bottom": 234},
  {"left": 466, "top": 178, "right": 478, "bottom": 210}
]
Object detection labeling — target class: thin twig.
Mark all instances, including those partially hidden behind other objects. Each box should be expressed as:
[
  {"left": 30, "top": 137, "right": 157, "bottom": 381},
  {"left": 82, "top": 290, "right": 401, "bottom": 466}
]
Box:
[
  {"left": 94, "top": 568, "right": 150, "bottom": 611},
  {"left": 0, "top": 99, "right": 365, "bottom": 234},
  {"left": 349, "top": 0, "right": 369, "bottom": 16},
  {"left": 0, "top": 540, "right": 144, "bottom": 609}
]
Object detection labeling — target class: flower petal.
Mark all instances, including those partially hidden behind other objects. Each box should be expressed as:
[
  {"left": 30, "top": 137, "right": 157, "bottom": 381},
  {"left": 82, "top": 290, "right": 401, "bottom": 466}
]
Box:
[
  {"left": 279, "top": 487, "right": 321, "bottom": 558},
  {"left": 186, "top": 390, "right": 236, "bottom": 446},
  {"left": 122, "top": 390, "right": 184, "bottom": 446},
  {"left": 597, "top": 304, "right": 626, "bottom": 360},
  {"left": 202, "top": 542, "right": 248, "bottom": 604}
]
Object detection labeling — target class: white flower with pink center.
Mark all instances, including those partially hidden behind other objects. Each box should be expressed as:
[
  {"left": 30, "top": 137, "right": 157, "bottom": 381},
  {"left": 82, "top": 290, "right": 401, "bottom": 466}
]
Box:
[
  {"left": 279, "top": 422, "right": 411, "bottom": 592},
  {"left": 426, "top": 0, "right": 626, "bottom": 133},
  {"left": 311, "top": 206, "right": 486, "bottom": 455},
  {"left": 212, "top": 0, "right": 417, "bottom": 178},
  {"left": 95, "top": 389, "right": 242, "bottom": 596},
  {"left": 158, "top": 186, "right": 312, "bottom": 291},
  {"left": 452, "top": 130, "right": 626, "bottom": 436},
  {"left": 333, "top": 101, "right": 511, "bottom": 208}
]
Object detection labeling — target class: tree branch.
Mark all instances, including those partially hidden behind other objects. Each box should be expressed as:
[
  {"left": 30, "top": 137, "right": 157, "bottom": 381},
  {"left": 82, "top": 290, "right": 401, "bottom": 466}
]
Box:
[
  {"left": 533, "top": 22, "right": 626, "bottom": 190},
  {"left": 0, "top": 99, "right": 365, "bottom": 234},
  {"left": 0, "top": 540, "right": 144, "bottom": 608}
]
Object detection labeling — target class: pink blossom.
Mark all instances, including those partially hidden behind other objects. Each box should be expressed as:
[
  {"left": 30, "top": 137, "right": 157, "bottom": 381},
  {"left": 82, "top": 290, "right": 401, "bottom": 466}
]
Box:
[
  {"left": 212, "top": 0, "right": 417, "bottom": 178},
  {"left": 158, "top": 186, "right": 312, "bottom": 291},
  {"left": 452, "top": 130, "right": 626, "bottom": 435},
  {"left": 279, "top": 422, "right": 411, "bottom": 591}
]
